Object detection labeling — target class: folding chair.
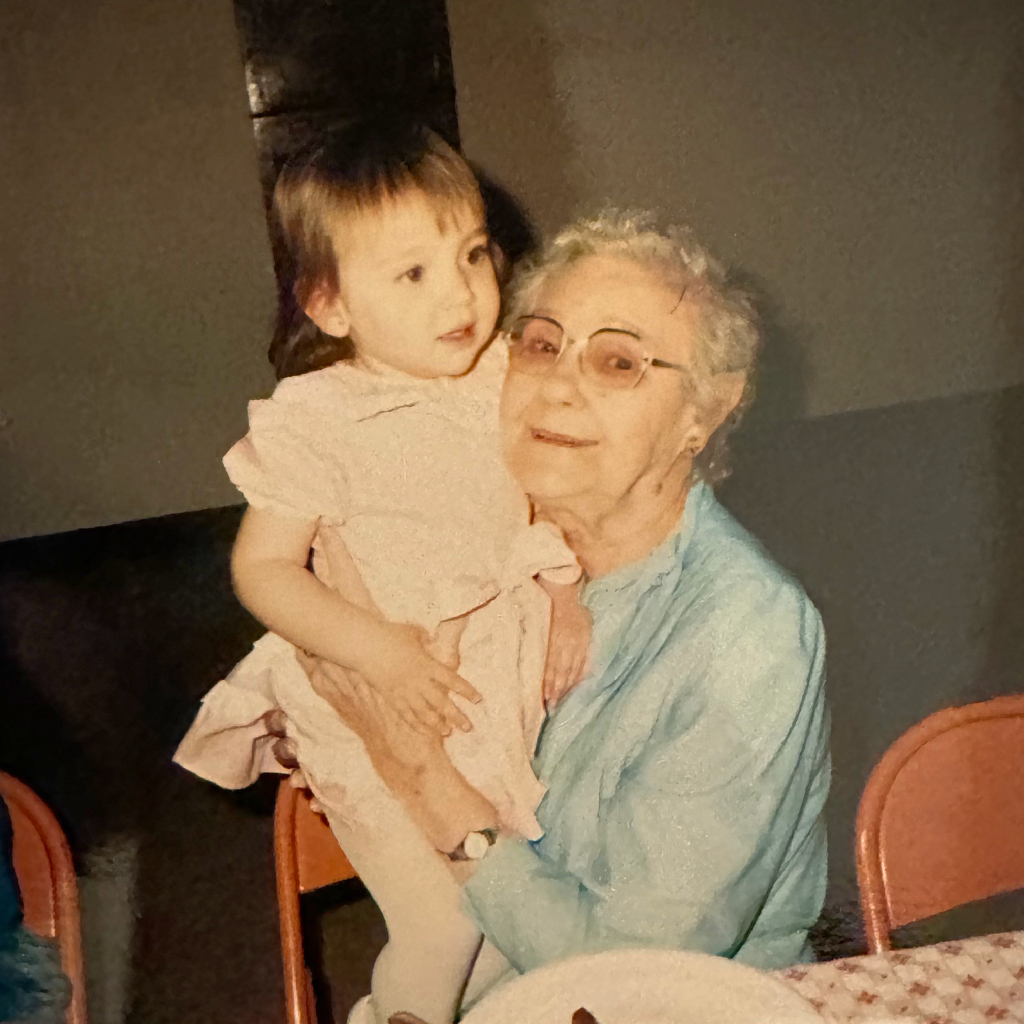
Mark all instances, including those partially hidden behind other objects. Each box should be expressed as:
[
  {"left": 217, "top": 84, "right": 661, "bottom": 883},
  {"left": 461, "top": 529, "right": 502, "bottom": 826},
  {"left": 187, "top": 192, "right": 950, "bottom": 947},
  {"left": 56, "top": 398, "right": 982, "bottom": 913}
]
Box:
[
  {"left": 275, "top": 778, "right": 358, "bottom": 1024},
  {"left": 856, "top": 694, "right": 1024, "bottom": 952},
  {"left": 0, "top": 769, "right": 87, "bottom": 1023}
]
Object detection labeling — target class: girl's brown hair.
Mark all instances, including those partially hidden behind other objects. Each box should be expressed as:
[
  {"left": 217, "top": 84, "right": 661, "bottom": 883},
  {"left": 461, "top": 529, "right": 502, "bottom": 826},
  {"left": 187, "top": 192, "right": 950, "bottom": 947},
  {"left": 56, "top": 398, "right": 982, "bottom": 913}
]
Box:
[{"left": 268, "top": 120, "right": 485, "bottom": 379}]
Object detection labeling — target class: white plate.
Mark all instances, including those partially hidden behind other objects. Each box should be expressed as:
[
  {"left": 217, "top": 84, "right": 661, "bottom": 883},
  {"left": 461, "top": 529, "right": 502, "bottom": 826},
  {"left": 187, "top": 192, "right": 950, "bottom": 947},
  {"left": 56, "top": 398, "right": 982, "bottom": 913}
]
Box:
[{"left": 460, "top": 948, "right": 824, "bottom": 1024}]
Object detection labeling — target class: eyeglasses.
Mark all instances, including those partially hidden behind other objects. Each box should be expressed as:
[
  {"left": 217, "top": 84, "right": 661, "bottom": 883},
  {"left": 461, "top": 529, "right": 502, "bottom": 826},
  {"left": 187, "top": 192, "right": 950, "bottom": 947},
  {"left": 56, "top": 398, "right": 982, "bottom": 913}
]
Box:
[{"left": 507, "top": 315, "right": 687, "bottom": 390}]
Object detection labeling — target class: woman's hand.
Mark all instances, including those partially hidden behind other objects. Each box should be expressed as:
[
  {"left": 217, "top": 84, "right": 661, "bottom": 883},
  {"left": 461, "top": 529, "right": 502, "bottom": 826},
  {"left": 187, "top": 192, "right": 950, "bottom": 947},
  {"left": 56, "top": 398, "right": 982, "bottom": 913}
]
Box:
[
  {"left": 295, "top": 652, "right": 500, "bottom": 853},
  {"left": 540, "top": 580, "right": 593, "bottom": 707},
  {"left": 295, "top": 652, "right": 443, "bottom": 773},
  {"left": 263, "top": 709, "right": 325, "bottom": 815}
]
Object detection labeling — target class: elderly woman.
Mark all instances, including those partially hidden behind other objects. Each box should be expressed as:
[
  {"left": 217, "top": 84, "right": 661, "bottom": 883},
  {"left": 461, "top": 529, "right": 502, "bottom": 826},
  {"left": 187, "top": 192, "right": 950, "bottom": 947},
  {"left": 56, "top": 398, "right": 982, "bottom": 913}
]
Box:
[{"left": 297, "top": 210, "right": 830, "bottom": 1004}]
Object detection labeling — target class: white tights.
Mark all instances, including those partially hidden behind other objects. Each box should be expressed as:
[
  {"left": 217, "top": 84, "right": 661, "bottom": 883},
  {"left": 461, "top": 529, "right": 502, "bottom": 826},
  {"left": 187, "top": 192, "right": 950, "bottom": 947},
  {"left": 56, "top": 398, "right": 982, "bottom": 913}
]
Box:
[{"left": 324, "top": 799, "right": 483, "bottom": 1024}]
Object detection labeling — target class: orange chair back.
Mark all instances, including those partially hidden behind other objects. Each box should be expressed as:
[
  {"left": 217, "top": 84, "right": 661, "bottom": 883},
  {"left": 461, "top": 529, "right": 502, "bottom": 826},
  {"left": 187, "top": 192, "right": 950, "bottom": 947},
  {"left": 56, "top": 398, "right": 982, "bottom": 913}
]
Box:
[
  {"left": 0, "top": 770, "right": 87, "bottom": 1023},
  {"left": 275, "top": 780, "right": 357, "bottom": 1024},
  {"left": 856, "top": 694, "right": 1024, "bottom": 952}
]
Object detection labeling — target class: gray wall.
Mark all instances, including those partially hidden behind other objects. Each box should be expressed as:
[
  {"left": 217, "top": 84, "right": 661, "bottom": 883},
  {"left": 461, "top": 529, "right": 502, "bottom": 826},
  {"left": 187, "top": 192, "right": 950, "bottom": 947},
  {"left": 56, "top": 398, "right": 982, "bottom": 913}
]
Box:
[
  {"left": 722, "top": 382, "right": 1024, "bottom": 914},
  {"left": 447, "top": 0, "right": 1024, "bottom": 419},
  {"left": 0, "top": 0, "right": 276, "bottom": 542}
]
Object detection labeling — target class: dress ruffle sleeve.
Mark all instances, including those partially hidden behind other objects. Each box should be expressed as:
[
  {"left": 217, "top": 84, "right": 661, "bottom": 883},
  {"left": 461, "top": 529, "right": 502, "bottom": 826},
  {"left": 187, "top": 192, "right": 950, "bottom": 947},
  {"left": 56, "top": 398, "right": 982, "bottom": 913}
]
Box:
[
  {"left": 223, "top": 381, "right": 349, "bottom": 523},
  {"left": 172, "top": 634, "right": 294, "bottom": 789},
  {"left": 503, "top": 520, "right": 582, "bottom": 590}
]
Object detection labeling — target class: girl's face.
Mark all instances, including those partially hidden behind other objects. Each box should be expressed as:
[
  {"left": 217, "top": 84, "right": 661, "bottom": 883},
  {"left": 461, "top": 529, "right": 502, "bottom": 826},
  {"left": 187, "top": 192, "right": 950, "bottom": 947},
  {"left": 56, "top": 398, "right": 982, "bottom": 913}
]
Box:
[{"left": 317, "top": 189, "right": 500, "bottom": 379}]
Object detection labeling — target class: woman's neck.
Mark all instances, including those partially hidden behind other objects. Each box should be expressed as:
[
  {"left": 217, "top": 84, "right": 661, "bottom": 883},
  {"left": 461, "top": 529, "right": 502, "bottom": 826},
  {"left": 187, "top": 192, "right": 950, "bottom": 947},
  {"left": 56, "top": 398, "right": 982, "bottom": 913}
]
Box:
[{"left": 538, "top": 473, "right": 693, "bottom": 580}]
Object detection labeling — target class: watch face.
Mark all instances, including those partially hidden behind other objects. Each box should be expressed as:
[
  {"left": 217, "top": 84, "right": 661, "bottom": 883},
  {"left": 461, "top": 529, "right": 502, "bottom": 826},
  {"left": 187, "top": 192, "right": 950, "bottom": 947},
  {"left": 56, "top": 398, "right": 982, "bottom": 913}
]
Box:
[{"left": 464, "top": 831, "right": 491, "bottom": 860}]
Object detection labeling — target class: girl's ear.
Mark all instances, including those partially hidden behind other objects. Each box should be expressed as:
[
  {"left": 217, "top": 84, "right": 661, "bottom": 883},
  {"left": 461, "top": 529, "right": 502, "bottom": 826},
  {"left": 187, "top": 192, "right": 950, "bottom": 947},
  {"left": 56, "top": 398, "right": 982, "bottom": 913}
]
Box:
[
  {"left": 489, "top": 240, "right": 511, "bottom": 285},
  {"left": 303, "top": 286, "right": 351, "bottom": 339}
]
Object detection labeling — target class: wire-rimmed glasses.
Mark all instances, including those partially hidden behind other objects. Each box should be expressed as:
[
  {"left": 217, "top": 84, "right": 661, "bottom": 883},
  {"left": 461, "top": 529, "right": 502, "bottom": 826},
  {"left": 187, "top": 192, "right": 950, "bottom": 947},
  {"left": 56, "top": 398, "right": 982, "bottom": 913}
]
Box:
[{"left": 507, "top": 315, "right": 686, "bottom": 390}]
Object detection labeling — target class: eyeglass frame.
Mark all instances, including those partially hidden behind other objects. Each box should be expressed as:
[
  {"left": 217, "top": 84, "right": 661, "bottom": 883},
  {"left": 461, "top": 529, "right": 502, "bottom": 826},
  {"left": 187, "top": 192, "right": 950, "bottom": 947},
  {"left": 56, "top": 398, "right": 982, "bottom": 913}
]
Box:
[{"left": 506, "top": 314, "right": 688, "bottom": 389}]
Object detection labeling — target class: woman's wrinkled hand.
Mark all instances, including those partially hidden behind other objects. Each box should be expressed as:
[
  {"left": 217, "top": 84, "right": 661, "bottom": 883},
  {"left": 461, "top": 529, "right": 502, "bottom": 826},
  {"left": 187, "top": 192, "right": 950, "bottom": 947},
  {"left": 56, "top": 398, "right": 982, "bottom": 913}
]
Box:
[
  {"left": 262, "top": 708, "right": 324, "bottom": 814},
  {"left": 543, "top": 586, "right": 593, "bottom": 708},
  {"left": 294, "top": 651, "right": 500, "bottom": 854},
  {"left": 294, "top": 651, "right": 445, "bottom": 777}
]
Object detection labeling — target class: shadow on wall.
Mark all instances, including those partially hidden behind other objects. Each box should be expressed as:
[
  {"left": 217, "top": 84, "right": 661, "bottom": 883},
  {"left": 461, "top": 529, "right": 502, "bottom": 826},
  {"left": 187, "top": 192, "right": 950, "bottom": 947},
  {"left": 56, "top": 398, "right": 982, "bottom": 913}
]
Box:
[
  {"left": 475, "top": 167, "right": 540, "bottom": 271},
  {"left": 732, "top": 267, "right": 812, "bottom": 426},
  {"left": 449, "top": 0, "right": 587, "bottom": 236}
]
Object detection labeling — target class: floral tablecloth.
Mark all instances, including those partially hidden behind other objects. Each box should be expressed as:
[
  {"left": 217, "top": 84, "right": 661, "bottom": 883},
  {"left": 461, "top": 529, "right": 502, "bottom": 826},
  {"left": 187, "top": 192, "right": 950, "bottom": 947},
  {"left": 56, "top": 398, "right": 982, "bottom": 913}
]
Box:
[{"left": 777, "top": 933, "right": 1024, "bottom": 1023}]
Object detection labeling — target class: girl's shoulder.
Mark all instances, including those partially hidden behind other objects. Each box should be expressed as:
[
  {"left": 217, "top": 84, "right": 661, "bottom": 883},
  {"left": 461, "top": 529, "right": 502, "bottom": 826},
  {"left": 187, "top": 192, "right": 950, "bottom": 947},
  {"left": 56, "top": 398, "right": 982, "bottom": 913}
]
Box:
[
  {"left": 252, "top": 341, "right": 506, "bottom": 429},
  {"left": 261, "top": 360, "right": 430, "bottom": 424}
]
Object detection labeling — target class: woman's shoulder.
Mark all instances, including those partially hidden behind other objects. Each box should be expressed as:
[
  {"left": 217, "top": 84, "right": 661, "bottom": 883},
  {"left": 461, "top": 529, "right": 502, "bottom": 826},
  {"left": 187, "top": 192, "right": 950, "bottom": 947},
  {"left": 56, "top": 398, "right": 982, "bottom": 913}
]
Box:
[
  {"left": 682, "top": 490, "right": 823, "bottom": 647},
  {"left": 647, "top": 496, "right": 826, "bottom": 743}
]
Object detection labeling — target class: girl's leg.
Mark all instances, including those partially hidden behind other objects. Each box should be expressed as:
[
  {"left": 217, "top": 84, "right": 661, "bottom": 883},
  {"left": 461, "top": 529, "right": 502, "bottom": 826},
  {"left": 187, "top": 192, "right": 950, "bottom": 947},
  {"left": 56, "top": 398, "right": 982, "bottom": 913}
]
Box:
[
  {"left": 460, "top": 940, "right": 516, "bottom": 1016},
  {"left": 322, "top": 799, "right": 482, "bottom": 1024}
]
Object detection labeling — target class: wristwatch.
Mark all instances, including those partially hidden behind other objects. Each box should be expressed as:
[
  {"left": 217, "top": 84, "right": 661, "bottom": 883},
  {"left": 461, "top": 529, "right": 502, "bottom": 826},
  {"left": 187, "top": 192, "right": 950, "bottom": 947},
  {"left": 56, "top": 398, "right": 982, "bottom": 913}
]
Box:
[{"left": 447, "top": 828, "right": 498, "bottom": 861}]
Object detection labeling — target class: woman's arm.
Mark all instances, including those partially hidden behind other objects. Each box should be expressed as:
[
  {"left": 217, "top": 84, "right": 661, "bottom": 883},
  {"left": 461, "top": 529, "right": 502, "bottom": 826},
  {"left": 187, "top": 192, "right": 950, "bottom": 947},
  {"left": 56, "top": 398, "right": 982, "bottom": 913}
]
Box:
[
  {"left": 462, "top": 594, "right": 830, "bottom": 972},
  {"left": 232, "top": 506, "right": 479, "bottom": 732}
]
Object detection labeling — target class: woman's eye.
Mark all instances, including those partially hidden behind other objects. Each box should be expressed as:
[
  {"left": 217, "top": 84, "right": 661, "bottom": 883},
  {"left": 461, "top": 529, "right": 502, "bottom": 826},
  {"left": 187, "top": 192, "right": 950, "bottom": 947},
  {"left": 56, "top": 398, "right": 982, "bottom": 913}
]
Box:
[
  {"left": 403, "top": 265, "right": 424, "bottom": 283},
  {"left": 525, "top": 336, "right": 559, "bottom": 356},
  {"left": 606, "top": 353, "right": 636, "bottom": 373},
  {"left": 467, "top": 244, "right": 490, "bottom": 265}
]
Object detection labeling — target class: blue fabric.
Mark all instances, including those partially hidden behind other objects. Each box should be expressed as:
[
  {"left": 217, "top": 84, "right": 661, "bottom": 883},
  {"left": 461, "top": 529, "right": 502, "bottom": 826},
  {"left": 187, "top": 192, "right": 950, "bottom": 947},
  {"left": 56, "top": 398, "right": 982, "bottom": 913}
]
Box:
[
  {"left": 0, "top": 798, "right": 72, "bottom": 1024},
  {"left": 463, "top": 480, "right": 830, "bottom": 975}
]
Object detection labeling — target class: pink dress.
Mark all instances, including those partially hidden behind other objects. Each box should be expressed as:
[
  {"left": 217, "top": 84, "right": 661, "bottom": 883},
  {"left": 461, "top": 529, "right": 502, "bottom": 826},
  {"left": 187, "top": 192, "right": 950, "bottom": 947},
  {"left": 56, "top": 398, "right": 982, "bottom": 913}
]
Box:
[{"left": 174, "top": 342, "right": 578, "bottom": 839}]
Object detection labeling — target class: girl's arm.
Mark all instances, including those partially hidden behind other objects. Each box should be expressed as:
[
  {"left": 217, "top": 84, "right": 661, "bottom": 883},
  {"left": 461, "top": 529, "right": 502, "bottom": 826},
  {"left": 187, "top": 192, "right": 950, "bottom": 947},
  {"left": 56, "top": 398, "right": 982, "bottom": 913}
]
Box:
[{"left": 231, "top": 506, "right": 480, "bottom": 733}]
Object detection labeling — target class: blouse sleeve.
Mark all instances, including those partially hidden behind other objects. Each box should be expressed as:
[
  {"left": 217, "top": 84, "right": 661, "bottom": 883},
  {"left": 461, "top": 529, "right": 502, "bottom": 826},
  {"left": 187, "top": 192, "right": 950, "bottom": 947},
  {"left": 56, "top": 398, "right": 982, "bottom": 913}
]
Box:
[
  {"left": 223, "top": 382, "right": 348, "bottom": 523},
  {"left": 463, "top": 586, "right": 829, "bottom": 972}
]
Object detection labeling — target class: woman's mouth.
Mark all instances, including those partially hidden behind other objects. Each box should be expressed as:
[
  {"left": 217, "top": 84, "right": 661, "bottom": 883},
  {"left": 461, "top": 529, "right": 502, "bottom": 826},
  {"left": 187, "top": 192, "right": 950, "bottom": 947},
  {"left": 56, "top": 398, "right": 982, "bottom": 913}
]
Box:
[
  {"left": 439, "top": 322, "right": 476, "bottom": 344},
  {"left": 530, "top": 428, "right": 598, "bottom": 448}
]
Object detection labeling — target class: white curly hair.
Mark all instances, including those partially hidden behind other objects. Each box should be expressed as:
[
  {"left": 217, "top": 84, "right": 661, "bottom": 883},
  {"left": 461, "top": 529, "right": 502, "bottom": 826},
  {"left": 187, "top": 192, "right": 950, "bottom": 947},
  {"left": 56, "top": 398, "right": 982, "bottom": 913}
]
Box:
[{"left": 505, "top": 209, "right": 761, "bottom": 484}]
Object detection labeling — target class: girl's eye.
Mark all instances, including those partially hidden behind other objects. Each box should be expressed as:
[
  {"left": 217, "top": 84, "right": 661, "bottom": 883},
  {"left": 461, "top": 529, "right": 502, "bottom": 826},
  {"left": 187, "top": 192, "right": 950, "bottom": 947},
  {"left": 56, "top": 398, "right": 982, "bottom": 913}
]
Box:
[
  {"left": 403, "top": 265, "right": 424, "bottom": 283},
  {"left": 467, "top": 244, "right": 490, "bottom": 265}
]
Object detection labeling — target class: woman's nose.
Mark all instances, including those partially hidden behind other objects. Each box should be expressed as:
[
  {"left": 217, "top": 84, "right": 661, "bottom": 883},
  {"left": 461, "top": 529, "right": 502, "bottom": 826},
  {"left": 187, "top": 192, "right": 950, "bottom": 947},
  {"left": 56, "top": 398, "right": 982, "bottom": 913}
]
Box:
[{"left": 538, "top": 346, "right": 584, "bottom": 403}]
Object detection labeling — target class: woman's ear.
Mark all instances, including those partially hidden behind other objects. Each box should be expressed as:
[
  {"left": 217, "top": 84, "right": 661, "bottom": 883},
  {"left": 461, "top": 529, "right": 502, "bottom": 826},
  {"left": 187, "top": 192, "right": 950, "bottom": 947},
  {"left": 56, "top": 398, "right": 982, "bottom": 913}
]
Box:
[
  {"left": 680, "top": 372, "right": 748, "bottom": 458},
  {"left": 303, "top": 286, "right": 351, "bottom": 339},
  {"left": 701, "top": 372, "right": 747, "bottom": 437},
  {"left": 715, "top": 372, "right": 748, "bottom": 421}
]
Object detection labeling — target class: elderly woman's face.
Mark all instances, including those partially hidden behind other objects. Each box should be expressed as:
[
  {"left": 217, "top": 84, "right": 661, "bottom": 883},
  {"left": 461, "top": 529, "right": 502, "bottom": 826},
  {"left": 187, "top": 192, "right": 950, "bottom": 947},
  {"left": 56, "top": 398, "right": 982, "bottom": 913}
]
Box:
[{"left": 500, "top": 253, "right": 704, "bottom": 508}]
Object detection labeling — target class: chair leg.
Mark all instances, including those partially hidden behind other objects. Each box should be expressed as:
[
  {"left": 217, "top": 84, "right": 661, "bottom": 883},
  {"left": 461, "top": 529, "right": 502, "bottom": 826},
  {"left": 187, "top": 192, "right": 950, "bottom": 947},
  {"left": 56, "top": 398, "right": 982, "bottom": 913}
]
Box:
[{"left": 305, "top": 967, "right": 318, "bottom": 1024}]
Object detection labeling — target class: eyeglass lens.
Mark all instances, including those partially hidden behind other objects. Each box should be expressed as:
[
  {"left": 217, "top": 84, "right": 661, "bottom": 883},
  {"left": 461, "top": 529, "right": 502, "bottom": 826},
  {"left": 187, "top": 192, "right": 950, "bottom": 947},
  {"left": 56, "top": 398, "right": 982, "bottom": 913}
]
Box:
[{"left": 509, "top": 318, "right": 648, "bottom": 389}]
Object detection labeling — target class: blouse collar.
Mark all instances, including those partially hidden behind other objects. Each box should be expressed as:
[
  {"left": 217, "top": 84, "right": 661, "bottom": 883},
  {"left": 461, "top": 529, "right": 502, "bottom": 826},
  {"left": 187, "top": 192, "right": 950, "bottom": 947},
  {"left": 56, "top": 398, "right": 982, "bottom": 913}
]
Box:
[{"left": 584, "top": 476, "right": 710, "bottom": 604}]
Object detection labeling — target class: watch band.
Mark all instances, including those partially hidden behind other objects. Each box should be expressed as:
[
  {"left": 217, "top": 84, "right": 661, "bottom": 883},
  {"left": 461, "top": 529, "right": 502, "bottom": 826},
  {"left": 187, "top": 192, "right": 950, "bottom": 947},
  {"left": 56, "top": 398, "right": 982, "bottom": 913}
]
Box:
[{"left": 447, "top": 827, "right": 498, "bottom": 861}]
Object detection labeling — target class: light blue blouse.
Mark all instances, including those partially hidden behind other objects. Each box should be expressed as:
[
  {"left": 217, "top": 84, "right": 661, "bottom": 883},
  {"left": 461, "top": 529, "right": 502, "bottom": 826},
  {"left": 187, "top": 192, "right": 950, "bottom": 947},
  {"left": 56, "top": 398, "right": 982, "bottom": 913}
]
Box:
[{"left": 463, "top": 479, "right": 830, "bottom": 974}]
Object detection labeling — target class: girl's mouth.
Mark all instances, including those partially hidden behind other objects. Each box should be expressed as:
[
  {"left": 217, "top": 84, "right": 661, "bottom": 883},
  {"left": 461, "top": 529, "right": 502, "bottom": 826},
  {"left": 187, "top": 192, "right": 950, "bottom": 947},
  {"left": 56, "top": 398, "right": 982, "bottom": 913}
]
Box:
[{"left": 531, "top": 428, "right": 598, "bottom": 448}]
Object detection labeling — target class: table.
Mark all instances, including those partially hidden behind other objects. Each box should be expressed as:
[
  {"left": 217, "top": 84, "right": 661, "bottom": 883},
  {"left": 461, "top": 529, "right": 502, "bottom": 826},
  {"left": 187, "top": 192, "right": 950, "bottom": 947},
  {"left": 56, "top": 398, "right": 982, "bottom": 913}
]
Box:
[{"left": 777, "top": 932, "right": 1024, "bottom": 1023}]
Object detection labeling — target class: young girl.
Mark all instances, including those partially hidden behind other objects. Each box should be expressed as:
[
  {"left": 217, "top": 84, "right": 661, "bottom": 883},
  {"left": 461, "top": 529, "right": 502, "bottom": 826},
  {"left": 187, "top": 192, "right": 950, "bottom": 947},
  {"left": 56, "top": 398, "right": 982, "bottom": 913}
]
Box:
[{"left": 173, "top": 121, "right": 588, "bottom": 1024}]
